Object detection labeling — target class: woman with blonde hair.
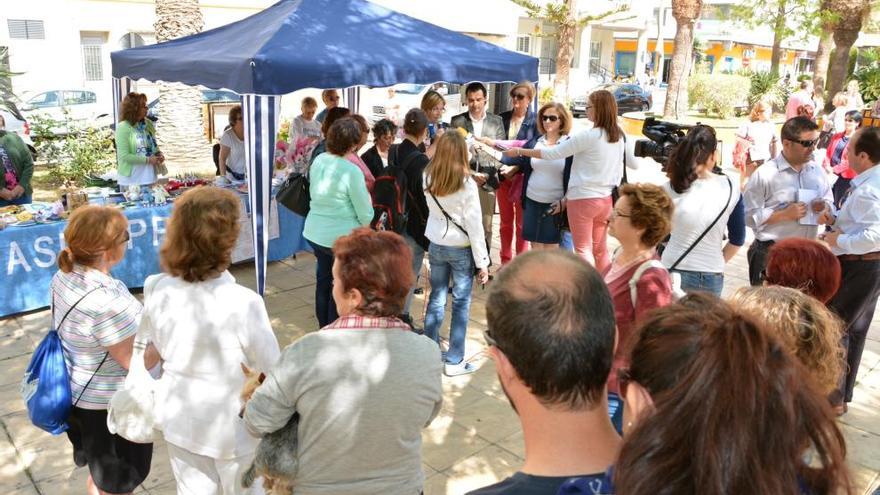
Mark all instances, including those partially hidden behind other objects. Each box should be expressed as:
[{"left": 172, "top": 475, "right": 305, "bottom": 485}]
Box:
[
  {"left": 421, "top": 89, "right": 447, "bottom": 143},
  {"left": 730, "top": 285, "right": 845, "bottom": 395},
  {"left": 51, "top": 205, "right": 160, "bottom": 495},
  {"left": 734, "top": 99, "right": 778, "bottom": 189},
  {"left": 824, "top": 92, "right": 851, "bottom": 135},
  {"left": 423, "top": 131, "right": 490, "bottom": 376},
  {"left": 500, "top": 102, "right": 573, "bottom": 248},
  {"left": 140, "top": 187, "right": 281, "bottom": 494},
  {"left": 504, "top": 90, "right": 626, "bottom": 272},
  {"left": 115, "top": 92, "right": 164, "bottom": 189}
]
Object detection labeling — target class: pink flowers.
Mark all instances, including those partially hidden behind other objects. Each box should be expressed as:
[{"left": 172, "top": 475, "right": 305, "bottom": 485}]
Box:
[{"left": 275, "top": 137, "right": 318, "bottom": 174}]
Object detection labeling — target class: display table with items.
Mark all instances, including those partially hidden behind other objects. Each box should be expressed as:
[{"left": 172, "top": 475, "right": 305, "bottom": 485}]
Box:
[{"left": 0, "top": 181, "right": 309, "bottom": 317}]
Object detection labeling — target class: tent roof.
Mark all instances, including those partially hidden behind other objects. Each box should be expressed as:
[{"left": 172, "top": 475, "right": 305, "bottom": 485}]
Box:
[{"left": 111, "top": 0, "right": 538, "bottom": 95}]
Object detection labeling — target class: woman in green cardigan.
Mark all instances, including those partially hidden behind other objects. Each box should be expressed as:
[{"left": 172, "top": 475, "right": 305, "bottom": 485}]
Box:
[
  {"left": 0, "top": 113, "right": 34, "bottom": 207},
  {"left": 115, "top": 92, "right": 163, "bottom": 188}
]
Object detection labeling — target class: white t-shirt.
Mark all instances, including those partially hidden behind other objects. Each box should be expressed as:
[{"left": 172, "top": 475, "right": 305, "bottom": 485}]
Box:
[
  {"left": 526, "top": 137, "right": 569, "bottom": 204},
  {"left": 736, "top": 120, "right": 777, "bottom": 162},
  {"left": 661, "top": 175, "right": 740, "bottom": 273},
  {"left": 219, "top": 128, "right": 246, "bottom": 176},
  {"left": 541, "top": 127, "right": 625, "bottom": 200},
  {"left": 290, "top": 115, "right": 322, "bottom": 142}
]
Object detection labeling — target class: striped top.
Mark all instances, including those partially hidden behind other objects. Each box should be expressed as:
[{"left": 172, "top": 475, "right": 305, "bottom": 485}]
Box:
[{"left": 51, "top": 265, "right": 141, "bottom": 410}]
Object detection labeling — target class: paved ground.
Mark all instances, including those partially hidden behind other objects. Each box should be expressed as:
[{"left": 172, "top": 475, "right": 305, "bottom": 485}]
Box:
[{"left": 2, "top": 137, "right": 879, "bottom": 494}]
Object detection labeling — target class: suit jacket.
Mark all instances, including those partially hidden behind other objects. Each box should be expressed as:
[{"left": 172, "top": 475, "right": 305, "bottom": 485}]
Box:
[
  {"left": 450, "top": 111, "right": 505, "bottom": 190},
  {"left": 499, "top": 110, "right": 538, "bottom": 142}
]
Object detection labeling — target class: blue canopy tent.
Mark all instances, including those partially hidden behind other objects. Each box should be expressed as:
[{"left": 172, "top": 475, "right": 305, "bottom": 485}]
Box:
[{"left": 110, "top": 0, "right": 538, "bottom": 295}]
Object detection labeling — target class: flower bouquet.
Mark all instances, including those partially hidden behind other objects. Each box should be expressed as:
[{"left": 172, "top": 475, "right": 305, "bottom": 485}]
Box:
[{"left": 276, "top": 137, "right": 319, "bottom": 178}]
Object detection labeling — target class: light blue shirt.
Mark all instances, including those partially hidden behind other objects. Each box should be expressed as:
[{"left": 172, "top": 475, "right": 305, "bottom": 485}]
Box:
[
  {"left": 832, "top": 164, "right": 880, "bottom": 255},
  {"left": 743, "top": 153, "right": 833, "bottom": 241},
  {"left": 302, "top": 152, "right": 373, "bottom": 248}
]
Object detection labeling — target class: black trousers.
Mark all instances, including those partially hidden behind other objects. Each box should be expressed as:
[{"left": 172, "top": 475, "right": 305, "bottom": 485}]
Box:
[
  {"left": 828, "top": 257, "right": 880, "bottom": 403},
  {"left": 747, "top": 239, "right": 775, "bottom": 286}
]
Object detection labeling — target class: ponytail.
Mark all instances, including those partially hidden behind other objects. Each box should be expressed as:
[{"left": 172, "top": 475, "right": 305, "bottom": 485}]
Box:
[
  {"left": 58, "top": 248, "right": 75, "bottom": 273},
  {"left": 667, "top": 125, "right": 717, "bottom": 193}
]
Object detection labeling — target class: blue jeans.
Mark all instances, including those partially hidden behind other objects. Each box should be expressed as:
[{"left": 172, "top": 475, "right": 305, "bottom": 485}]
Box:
[
  {"left": 673, "top": 269, "right": 724, "bottom": 296},
  {"left": 424, "top": 243, "right": 474, "bottom": 365},
  {"left": 402, "top": 234, "right": 426, "bottom": 317},
  {"left": 308, "top": 240, "right": 338, "bottom": 328},
  {"left": 0, "top": 194, "right": 32, "bottom": 207},
  {"left": 559, "top": 230, "right": 574, "bottom": 251}
]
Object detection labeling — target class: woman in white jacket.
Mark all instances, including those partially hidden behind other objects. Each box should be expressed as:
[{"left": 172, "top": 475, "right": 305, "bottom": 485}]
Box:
[
  {"left": 423, "top": 132, "right": 490, "bottom": 376},
  {"left": 138, "top": 187, "right": 280, "bottom": 494}
]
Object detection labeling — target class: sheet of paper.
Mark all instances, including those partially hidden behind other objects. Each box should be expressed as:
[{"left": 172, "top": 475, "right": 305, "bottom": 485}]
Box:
[{"left": 798, "top": 188, "right": 819, "bottom": 226}]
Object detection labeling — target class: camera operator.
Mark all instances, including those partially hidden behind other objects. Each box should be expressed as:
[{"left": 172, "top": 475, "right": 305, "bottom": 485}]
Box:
[
  {"left": 743, "top": 116, "right": 834, "bottom": 286},
  {"left": 661, "top": 125, "right": 745, "bottom": 295}
]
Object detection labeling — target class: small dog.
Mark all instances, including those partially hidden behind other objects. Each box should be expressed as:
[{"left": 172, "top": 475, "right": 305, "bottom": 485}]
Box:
[{"left": 239, "top": 363, "right": 299, "bottom": 495}]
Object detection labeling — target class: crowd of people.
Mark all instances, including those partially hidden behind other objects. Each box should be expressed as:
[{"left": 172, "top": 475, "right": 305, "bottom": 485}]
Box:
[{"left": 40, "top": 78, "right": 880, "bottom": 495}]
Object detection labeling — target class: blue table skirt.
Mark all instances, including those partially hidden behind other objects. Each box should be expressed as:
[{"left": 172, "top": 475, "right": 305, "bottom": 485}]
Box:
[{"left": 0, "top": 200, "right": 309, "bottom": 318}]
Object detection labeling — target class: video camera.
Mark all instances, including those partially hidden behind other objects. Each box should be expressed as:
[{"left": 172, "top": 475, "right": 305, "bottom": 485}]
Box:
[{"left": 633, "top": 116, "right": 693, "bottom": 168}]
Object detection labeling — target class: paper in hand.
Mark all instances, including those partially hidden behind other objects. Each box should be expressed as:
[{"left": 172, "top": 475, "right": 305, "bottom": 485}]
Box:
[{"left": 797, "top": 188, "right": 819, "bottom": 226}]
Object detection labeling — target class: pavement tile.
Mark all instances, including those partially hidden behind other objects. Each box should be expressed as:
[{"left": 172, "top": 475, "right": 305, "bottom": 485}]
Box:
[
  {"left": 841, "top": 424, "right": 880, "bottom": 471},
  {"left": 0, "top": 355, "right": 30, "bottom": 387},
  {"left": 443, "top": 444, "right": 522, "bottom": 493},
  {"left": 841, "top": 385, "right": 880, "bottom": 436},
  {"left": 496, "top": 430, "right": 525, "bottom": 460},
  {"left": 447, "top": 394, "right": 521, "bottom": 444},
  {"left": 849, "top": 463, "right": 879, "bottom": 495},
  {"left": 0, "top": 383, "right": 25, "bottom": 417},
  {"left": 0, "top": 437, "right": 33, "bottom": 491},
  {"left": 423, "top": 472, "right": 452, "bottom": 495},
  {"left": 20, "top": 436, "right": 75, "bottom": 482},
  {"left": 2, "top": 411, "right": 58, "bottom": 448},
  {"left": 421, "top": 414, "right": 491, "bottom": 472}
]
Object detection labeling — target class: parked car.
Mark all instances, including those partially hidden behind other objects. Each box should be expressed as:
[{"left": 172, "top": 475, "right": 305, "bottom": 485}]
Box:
[
  {"left": 21, "top": 89, "right": 111, "bottom": 132},
  {"left": 147, "top": 89, "right": 239, "bottom": 122},
  {"left": 0, "top": 108, "right": 37, "bottom": 158},
  {"left": 369, "top": 83, "right": 466, "bottom": 126},
  {"left": 570, "top": 83, "right": 653, "bottom": 117}
]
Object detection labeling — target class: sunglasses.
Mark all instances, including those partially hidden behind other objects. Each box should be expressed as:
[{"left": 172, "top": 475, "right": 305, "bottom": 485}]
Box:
[
  {"left": 786, "top": 137, "right": 819, "bottom": 148},
  {"left": 483, "top": 330, "right": 504, "bottom": 352},
  {"left": 542, "top": 115, "right": 559, "bottom": 122},
  {"left": 511, "top": 93, "right": 528, "bottom": 100},
  {"left": 118, "top": 230, "right": 130, "bottom": 244}
]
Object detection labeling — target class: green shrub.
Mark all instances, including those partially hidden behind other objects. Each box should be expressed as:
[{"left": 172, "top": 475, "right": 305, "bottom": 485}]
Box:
[
  {"left": 539, "top": 86, "right": 555, "bottom": 106},
  {"left": 688, "top": 73, "right": 751, "bottom": 119},
  {"left": 30, "top": 113, "right": 115, "bottom": 187},
  {"left": 748, "top": 71, "right": 784, "bottom": 107},
  {"left": 853, "top": 66, "right": 880, "bottom": 103}
]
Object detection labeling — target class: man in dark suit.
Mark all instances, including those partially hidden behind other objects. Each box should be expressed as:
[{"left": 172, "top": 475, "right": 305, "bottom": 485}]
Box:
[{"left": 450, "top": 82, "right": 506, "bottom": 256}]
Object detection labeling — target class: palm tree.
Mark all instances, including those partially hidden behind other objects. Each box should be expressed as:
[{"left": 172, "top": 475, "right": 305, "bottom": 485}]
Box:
[
  {"left": 825, "top": 0, "right": 871, "bottom": 112},
  {"left": 0, "top": 47, "right": 23, "bottom": 119},
  {"left": 812, "top": 0, "right": 835, "bottom": 102},
  {"left": 663, "top": 0, "right": 703, "bottom": 119},
  {"left": 154, "top": 0, "right": 209, "bottom": 171}
]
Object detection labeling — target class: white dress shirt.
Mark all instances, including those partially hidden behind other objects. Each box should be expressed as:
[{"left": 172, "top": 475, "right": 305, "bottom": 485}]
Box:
[
  {"left": 423, "top": 174, "right": 490, "bottom": 269},
  {"left": 743, "top": 153, "right": 833, "bottom": 241},
  {"left": 139, "top": 271, "right": 281, "bottom": 459},
  {"left": 470, "top": 111, "right": 486, "bottom": 138},
  {"left": 831, "top": 164, "right": 880, "bottom": 255}
]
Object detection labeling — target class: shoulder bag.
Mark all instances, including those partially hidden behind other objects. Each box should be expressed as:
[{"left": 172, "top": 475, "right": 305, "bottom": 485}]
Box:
[
  {"left": 276, "top": 170, "right": 310, "bottom": 217},
  {"left": 666, "top": 176, "right": 733, "bottom": 297}
]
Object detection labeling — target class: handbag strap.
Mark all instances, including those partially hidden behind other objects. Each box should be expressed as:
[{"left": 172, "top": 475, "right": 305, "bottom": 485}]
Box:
[
  {"left": 669, "top": 176, "right": 733, "bottom": 271},
  {"left": 73, "top": 352, "right": 108, "bottom": 408},
  {"left": 428, "top": 190, "right": 467, "bottom": 236}
]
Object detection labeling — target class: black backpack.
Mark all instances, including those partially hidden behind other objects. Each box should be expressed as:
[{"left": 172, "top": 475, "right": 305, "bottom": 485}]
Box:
[{"left": 371, "top": 146, "right": 418, "bottom": 234}]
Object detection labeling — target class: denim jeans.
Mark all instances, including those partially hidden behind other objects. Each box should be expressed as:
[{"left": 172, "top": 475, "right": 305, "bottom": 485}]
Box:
[
  {"left": 402, "top": 234, "right": 426, "bottom": 317},
  {"left": 672, "top": 269, "right": 724, "bottom": 296},
  {"left": 0, "top": 194, "right": 32, "bottom": 207},
  {"left": 424, "top": 243, "right": 475, "bottom": 365},
  {"left": 308, "top": 240, "right": 338, "bottom": 328},
  {"left": 559, "top": 230, "right": 574, "bottom": 251}
]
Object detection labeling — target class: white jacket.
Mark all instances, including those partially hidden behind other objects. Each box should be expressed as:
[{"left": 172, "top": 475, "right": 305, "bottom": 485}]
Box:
[{"left": 423, "top": 174, "right": 490, "bottom": 269}]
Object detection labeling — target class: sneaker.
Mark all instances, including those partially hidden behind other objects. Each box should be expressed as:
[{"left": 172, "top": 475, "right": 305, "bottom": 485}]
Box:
[{"left": 444, "top": 361, "right": 478, "bottom": 377}]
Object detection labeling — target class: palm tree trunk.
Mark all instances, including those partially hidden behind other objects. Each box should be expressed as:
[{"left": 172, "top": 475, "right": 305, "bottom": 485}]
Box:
[
  {"left": 826, "top": 0, "right": 870, "bottom": 107},
  {"left": 154, "top": 0, "right": 209, "bottom": 172},
  {"left": 554, "top": 0, "right": 577, "bottom": 101},
  {"left": 769, "top": 1, "right": 787, "bottom": 76},
  {"left": 812, "top": 0, "right": 835, "bottom": 101},
  {"left": 663, "top": 0, "right": 702, "bottom": 119}
]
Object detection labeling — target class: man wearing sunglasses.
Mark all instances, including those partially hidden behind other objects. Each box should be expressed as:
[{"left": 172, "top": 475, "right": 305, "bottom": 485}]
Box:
[
  {"left": 468, "top": 250, "right": 619, "bottom": 495},
  {"left": 743, "top": 116, "right": 834, "bottom": 286}
]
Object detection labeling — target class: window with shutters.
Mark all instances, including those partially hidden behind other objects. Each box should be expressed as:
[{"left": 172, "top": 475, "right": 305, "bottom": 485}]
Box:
[
  {"left": 516, "top": 36, "right": 530, "bottom": 54},
  {"left": 7, "top": 20, "right": 45, "bottom": 40},
  {"left": 81, "top": 33, "right": 105, "bottom": 81}
]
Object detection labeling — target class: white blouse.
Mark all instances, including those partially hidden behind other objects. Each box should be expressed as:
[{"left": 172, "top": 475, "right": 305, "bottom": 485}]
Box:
[{"left": 138, "top": 271, "right": 281, "bottom": 459}]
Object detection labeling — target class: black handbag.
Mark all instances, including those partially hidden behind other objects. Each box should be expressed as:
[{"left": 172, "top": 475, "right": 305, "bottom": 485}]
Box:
[
  {"left": 611, "top": 134, "right": 628, "bottom": 204},
  {"left": 276, "top": 172, "right": 310, "bottom": 217}
]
